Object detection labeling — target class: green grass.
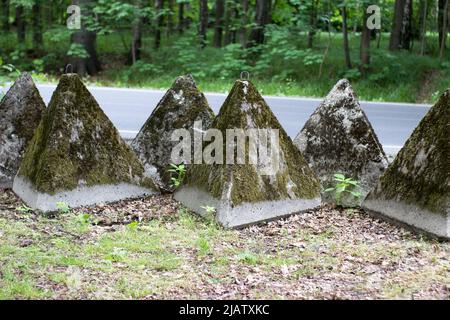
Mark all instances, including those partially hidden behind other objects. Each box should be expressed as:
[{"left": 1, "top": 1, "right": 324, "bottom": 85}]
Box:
[
  {"left": 1, "top": 196, "right": 449, "bottom": 300},
  {"left": 1, "top": 29, "right": 449, "bottom": 103}
]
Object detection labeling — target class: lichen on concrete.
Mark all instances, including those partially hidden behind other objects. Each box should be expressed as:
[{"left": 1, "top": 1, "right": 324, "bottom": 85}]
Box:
[
  {"left": 0, "top": 73, "right": 45, "bottom": 188},
  {"left": 293, "top": 79, "right": 388, "bottom": 206},
  {"left": 15, "top": 73, "right": 158, "bottom": 198},
  {"left": 175, "top": 80, "right": 321, "bottom": 227},
  {"left": 131, "top": 74, "right": 215, "bottom": 190}
]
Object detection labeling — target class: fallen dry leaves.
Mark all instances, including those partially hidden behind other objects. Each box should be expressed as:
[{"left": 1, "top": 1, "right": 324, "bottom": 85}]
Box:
[{"left": 0, "top": 189, "right": 449, "bottom": 300}]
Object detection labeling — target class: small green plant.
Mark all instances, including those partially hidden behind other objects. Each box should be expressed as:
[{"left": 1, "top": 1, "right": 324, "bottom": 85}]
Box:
[
  {"left": 77, "top": 213, "right": 91, "bottom": 224},
  {"left": 324, "top": 173, "right": 362, "bottom": 207},
  {"left": 200, "top": 206, "right": 217, "bottom": 225},
  {"left": 196, "top": 236, "right": 211, "bottom": 257},
  {"left": 200, "top": 206, "right": 216, "bottom": 215},
  {"left": 168, "top": 163, "right": 186, "bottom": 188},
  {"left": 16, "top": 205, "right": 33, "bottom": 213},
  {"left": 56, "top": 202, "right": 70, "bottom": 214},
  {"left": 237, "top": 251, "right": 259, "bottom": 265},
  {"left": 126, "top": 221, "right": 139, "bottom": 231}
]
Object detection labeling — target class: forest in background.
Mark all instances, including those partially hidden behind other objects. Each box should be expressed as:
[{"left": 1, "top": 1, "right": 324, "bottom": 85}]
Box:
[{"left": 0, "top": 0, "right": 449, "bottom": 102}]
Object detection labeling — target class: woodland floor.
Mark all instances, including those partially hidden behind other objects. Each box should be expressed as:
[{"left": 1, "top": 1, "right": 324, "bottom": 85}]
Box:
[{"left": 0, "top": 189, "right": 449, "bottom": 300}]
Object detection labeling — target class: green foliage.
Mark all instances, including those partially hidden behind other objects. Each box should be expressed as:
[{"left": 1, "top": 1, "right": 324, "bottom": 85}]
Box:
[
  {"left": 237, "top": 251, "right": 260, "bottom": 265},
  {"left": 196, "top": 236, "right": 211, "bottom": 257},
  {"left": 171, "top": 32, "right": 209, "bottom": 78},
  {"left": 44, "top": 27, "right": 72, "bottom": 44},
  {"left": 168, "top": 163, "right": 186, "bottom": 189},
  {"left": 67, "top": 44, "right": 90, "bottom": 59},
  {"left": 10, "top": 0, "right": 34, "bottom": 9},
  {"left": 120, "top": 61, "right": 163, "bottom": 84},
  {"left": 77, "top": 213, "right": 92, "bottom": 225},
  {"left": 324, "top": 173, "right": 362, "bottom": 207},
  {"left": 56, "top": 202, "right": 71, "bottom": 214},
  {"left": 126, "top": 221, "right": 140, "bottom": 231},
  {"left": 15, "top": 205, "right": 33, "bottom": 214},
  {"left": 210, "top": 44, "right": 252, "bottom": 80},
  {"left": 200, "top": 206, "right": 216, "bottom": 215},
  {"left": 0, "top": 0, "right": 448, "bottom": 104},
  {"left": 341, "top": 68, "right": 362, "bottom": 81},
  {"left": 254, "top": 25, "right": 324, "bottom": 81},
  {"left": 91, "top": 0, "right": 155, "bottom": 35}
]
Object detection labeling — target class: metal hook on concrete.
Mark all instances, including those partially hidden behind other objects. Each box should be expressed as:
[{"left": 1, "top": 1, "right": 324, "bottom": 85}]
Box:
[
  {"left": 240, "top": 71, "right": 250, "bottom": 81},
  {"left": 65, "top": 64, "right": 73, "bottom": 74}
]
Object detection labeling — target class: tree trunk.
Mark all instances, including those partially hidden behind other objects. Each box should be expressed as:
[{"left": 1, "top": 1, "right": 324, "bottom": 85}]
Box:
[
  {"left": 70, "top": 0, "right": 101, "bottom": 76},
  {"left": 419, "top": 0, "right": 428, "bottom": 55},
  {"left": 1, "top": 0, "right": 9, "bottom": 32},
  {"left": 440, "top": 0, "right": 449, "bottom": 59},
  {"left": 199, "top": 0, "right": 208, "bottom": 48},
  {"left": 342, "top": 5, "right": 352, "bottom": 70},
  {"left": 154, "top": 0, "right": 164, "bottom": 49},
  {"left": 239, "top": 0, "right": 249, "bottom": 47},
  {"left": 360, "top": 8, "right": 371, "bottom": 73},
  {"left": 247, "top": 0, "right": 271, "bottom": 47},
  {"left": 15, "top": 6, "right": 26, "bottom": 44},
  {"left": 400, "top": 0, "right": 412, "bottom": 50},
  {"left": 389, "top": 0, "right": 412, "bottom": 50},
  {"left": 44, "top": 1, "right": 53, "bottom": 27},
  {"left": 167, "top": 0, "right": 175, "bottom": 35},
  {"left": 129, "top": 14, "right": 143, "bottom": 64},
  {"left": 185, "top": 2, "right": 192, "bottom": 29},
  {"left": 177, "top": 2, "right": 184, "bottom": 34},
  {"left": 307, "top": 0, "right": 317, "bottom": 48},
  {"left": 224, "top": 0, "right": 237, "bottom": 45},
  {"left": 32, "top": 0, "right": 43, "bottom": 51},
  {"left": 132, "top": 21, "right": 143, "bottom": 63},
  {"left": 214, "top": 0, "right": 225, "bottom": 47},
  {"left": 439, "top": 0, "right": 448, "bottom": 52}
]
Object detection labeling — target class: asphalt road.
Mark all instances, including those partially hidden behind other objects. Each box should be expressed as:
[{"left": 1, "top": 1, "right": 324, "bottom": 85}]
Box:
[{"left": 22, "top": 84, "right": 432, "bottom": 155}]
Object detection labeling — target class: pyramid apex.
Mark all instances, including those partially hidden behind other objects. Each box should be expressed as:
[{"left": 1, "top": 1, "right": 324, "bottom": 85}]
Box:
[
  {"left": 174, "top": 74, "right": 196, "bottom": 86},
  {"left": 334, "top": 78, "right": 352, "bottom": 90},
  {"left": 60, "top": 73, "right": 82, "bottom": 81},
  {"left": 17, "top": 72, "right": 33, "bottom": 81}
]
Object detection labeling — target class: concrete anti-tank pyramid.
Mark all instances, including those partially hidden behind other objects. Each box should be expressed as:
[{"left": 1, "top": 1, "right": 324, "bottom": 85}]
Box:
[
  {"left": 174, "top": 79, "right": 321, "bottom": 228},
  {"left": 0, "top": 73, "right": 45, "bottom": 188},
  {"left": 131, "top": 74, "right": 214, "bottom": 191},
  {"left": 294, "top": 79, "right": 388, "bottom": 206},
  {"left": 13, "top": 74, "right": 158, "bottom": 211},
  {"left": 363, "top": 89, "right": 450, "bottom": 239}
]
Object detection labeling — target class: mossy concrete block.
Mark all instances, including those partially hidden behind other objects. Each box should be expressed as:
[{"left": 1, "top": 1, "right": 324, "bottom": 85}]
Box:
[
  {"left": 174, "top": 80, "right": 321, "bottom": 228},
  {"left": 294, "top": 79, "right": 388, "bottom": 206},
  {"left": 131, "top": 74, "right": 214, "bottom": 191},
  {"left": 13, "top": 74, "right": 158, "bottom": 211},
  {"left": 363, "top": 90, "right": 450, "bottom": 239},
  {"left": 0, "top": 73, "right": 45, "bottom": 188}
]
